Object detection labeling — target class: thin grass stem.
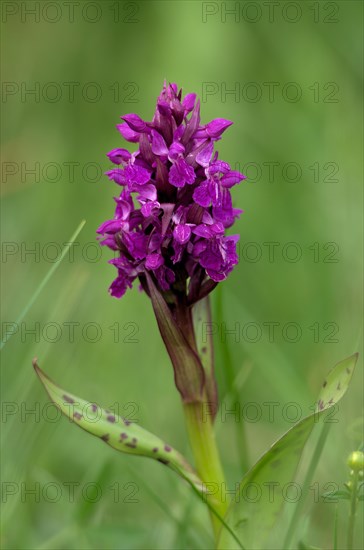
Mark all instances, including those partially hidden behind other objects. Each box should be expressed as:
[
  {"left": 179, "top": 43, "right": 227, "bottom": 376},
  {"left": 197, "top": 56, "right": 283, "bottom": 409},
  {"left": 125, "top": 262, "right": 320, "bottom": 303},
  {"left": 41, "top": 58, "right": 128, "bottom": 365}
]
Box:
[{"left": 0, "top": 219, "right": 86, "bottom": 350}]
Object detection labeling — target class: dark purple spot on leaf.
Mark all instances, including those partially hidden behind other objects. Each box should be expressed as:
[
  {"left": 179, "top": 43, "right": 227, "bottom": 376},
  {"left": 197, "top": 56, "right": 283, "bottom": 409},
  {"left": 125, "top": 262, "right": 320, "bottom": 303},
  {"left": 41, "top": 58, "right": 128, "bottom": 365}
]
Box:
[
  {"left": 91, "top": 403, "right": 98, "bottom": 412},
  {"left": 120, "top": 433, "right": 128, "bottom": 439},
  {"left": 152, "top": 447, "right": 158, "bottom": 453},
  {"left": 124, "top": 419, "right": 131, "bottom": 426},
  {"left": 318, "top": 399, "right": 325, "bottom": 410},
  {"left": 63, "top": 394, "right": 74, "bottom": 404},
  {"left": 107, "top": 415, "right": 116, "bottom": 423},
  {"left": 164, "top": 445, "right": 172, "bottom": 452},
  {"left": 201, "top": 346, "right": 207, "bottom": 354},
  {"left": 125, "top": 442, "right": 137, "bottom": 449},
  {"left": 101, "top": 434, "right": 110, "bottom": 442},
  {"left": 73, "top": 412, "right": 82, "bottom": 420}
]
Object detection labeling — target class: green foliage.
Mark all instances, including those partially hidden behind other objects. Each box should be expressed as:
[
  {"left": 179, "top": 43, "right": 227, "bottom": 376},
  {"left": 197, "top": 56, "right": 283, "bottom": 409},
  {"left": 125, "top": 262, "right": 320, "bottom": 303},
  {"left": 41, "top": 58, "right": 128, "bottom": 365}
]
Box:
[
  {"left": 218, "top": 354, "right": 358, "bottom": 550},
  {"left": 34, "top": 360, "right": 203, "bottom": 491}
]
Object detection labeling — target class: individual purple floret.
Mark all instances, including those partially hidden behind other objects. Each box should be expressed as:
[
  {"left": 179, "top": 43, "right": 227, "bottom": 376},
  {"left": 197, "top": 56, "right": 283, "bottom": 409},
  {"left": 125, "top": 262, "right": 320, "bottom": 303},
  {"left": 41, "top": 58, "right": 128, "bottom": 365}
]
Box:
[{"left": 97, "top": 82, "right": 246, "bottom": 301}]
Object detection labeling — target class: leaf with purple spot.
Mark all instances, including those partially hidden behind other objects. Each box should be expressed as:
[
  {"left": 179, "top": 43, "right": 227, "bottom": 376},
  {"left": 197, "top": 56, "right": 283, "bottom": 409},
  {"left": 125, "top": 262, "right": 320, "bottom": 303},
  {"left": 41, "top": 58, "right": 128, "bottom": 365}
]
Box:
[
  {"left": 33, "top": 359, "right": 203, "bottom": 492},
  {"left": 217, "top": 353, "right": 358, "bottom": 550}
]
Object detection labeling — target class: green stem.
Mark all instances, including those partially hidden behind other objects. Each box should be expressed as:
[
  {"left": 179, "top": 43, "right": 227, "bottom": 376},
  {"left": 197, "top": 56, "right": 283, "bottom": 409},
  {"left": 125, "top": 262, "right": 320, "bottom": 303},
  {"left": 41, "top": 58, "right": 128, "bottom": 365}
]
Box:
[
  {"left": 183, "top": 399, "right": 228, "bottom": 543},
  {"left": 172, "top": 292, "right": 228, "bottom": 543},
  {"left": 347, "top": 469, "right": 359, "bottom": 550}
]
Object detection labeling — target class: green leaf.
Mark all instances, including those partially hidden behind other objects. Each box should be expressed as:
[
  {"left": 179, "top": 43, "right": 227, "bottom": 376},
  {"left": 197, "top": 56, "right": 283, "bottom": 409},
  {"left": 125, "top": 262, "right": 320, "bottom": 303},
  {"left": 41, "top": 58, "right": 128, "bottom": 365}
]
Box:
[
  {"left": 217, "top": 353, "right": 358, "bottom": 550},
  {"left": 33, "top": 359, "right": 203, "bottom": 491},
  {"left": 192, "top": 296, "right": 218, "bottom": 418}
]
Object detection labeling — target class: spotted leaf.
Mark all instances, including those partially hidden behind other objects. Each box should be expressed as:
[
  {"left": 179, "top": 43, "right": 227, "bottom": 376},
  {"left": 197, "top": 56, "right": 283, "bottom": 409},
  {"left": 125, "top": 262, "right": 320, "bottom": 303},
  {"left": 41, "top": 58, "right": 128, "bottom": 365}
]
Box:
[
  {"left": 33, "top": 359, "right": 203, "bottom": 491},
  {"left": 217, "top": 353, "right": 358, "bottom": 550}
]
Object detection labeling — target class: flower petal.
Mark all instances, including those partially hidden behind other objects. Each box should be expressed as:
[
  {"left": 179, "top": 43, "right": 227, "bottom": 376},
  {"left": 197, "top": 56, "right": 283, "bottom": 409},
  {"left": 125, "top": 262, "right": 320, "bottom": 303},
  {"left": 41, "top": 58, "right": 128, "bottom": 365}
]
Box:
[
  {"left": 121, "top": 113, "right": 148, "bottom": 133},
  {"left": 117, "top": 123, "right": 140, "bottom": 143},
  {"left": 221, "top": 171, "right": 246, "bottom": 188},
  {"left": 193, "top": 181, "right": 211, "bottom": 207},
  {"left": 145, "top": 253, "right": 164, "bottom": 270},
  {"left": 182, "top": 93, "right": 196, "bottom": 113},
  {"left": 173, "top": 224, "right": 192, "bottom": 245},
  {"left": 151, "top": 130, "right": 169, "bottom": 156},
  {"left": 206, "top": 118, "right": 233, "bottom": 138},
  {"left": 195, "top": 141, "right": 214, "bottom": 167},
  {"left": 169, "top": 159, "right": 196, "bottom": 187},
  {"left": 107, "top": 148, "right": 131, "bottom": 165}
]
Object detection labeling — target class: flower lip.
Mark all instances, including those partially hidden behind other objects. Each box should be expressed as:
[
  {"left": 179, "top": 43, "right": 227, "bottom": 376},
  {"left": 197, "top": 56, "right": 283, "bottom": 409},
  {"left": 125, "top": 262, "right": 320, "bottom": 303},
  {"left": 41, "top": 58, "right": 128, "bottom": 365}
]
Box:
[
  {"left": 173, "top": 224, "right": 192, "bottom": 245},
  {"left": 145, "top": 253, "right": 164, "bottom": 270}
]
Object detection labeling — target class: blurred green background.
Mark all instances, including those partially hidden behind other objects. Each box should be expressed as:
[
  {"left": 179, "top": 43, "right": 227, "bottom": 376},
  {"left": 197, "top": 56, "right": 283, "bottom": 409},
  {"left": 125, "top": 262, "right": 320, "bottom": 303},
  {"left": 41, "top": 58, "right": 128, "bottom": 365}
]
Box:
[{"left": 1, "top": 1, "right": 363, "bottom": 548}]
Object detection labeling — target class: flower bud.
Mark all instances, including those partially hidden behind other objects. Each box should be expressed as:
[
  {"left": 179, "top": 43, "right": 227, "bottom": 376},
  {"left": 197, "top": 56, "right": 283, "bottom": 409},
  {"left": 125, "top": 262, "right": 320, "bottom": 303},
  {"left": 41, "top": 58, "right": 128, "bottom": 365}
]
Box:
[{"left": 347, "top": 451, "right": 364, "bottom": 472}]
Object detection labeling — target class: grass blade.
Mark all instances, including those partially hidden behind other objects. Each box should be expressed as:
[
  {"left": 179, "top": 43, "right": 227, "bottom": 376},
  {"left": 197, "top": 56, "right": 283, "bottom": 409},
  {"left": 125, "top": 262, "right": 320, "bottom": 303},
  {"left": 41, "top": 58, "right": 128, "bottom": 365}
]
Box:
[{"left": 1, "top": 219, "right": 86, "bottom": 350}]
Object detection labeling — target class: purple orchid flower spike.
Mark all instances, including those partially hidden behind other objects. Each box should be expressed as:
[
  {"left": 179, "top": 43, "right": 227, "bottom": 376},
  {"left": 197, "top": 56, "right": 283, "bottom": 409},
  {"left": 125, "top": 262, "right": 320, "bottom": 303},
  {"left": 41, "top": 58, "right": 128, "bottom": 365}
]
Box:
[{"left": 97, "top": 81, "right": 246, "bottom": 414}]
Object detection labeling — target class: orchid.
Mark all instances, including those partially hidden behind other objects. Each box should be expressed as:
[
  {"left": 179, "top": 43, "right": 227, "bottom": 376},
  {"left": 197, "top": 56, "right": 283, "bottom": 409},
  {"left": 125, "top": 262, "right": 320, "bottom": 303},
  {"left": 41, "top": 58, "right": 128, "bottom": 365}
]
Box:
[{"left": 33, "top": 83, "right": 359, "bottom": 550}]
